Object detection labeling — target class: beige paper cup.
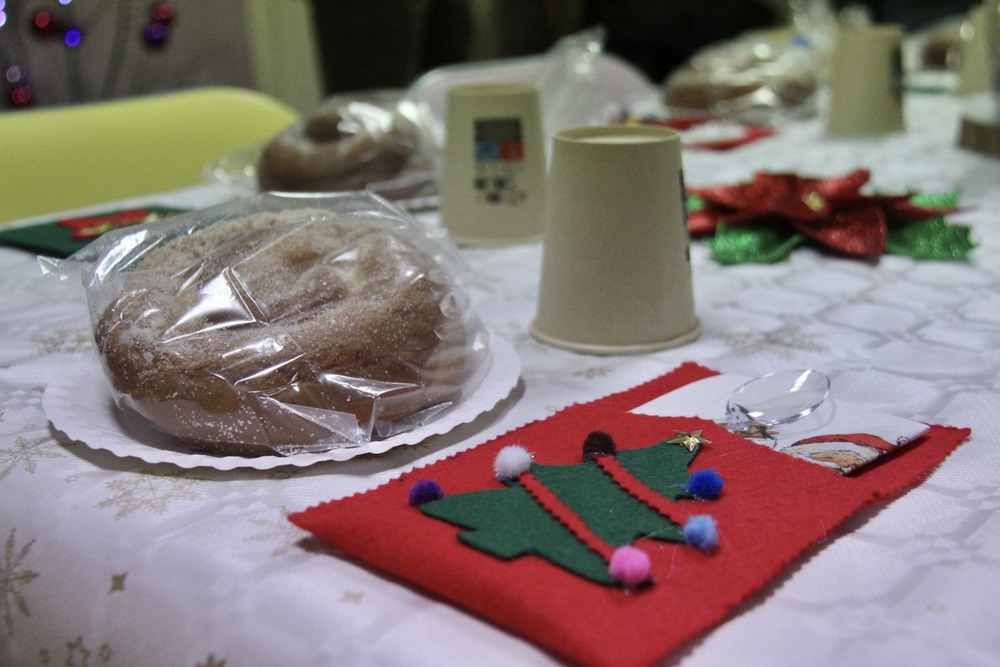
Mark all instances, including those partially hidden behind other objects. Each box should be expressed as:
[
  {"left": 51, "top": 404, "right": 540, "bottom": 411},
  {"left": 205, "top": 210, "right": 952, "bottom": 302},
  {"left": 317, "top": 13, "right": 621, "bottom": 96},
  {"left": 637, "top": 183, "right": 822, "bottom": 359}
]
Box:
[
  {"left": 955, "top": 5, "right": 996, "bottom": 95},
  {"left": 440, "top": 83, "right": 546, "bottom": 245},
  {"left": 531, "top": 126, "right": 700, "bottom": 355},
  {"left": 826, "top": 24, "right": 905, "bottom": 135}
]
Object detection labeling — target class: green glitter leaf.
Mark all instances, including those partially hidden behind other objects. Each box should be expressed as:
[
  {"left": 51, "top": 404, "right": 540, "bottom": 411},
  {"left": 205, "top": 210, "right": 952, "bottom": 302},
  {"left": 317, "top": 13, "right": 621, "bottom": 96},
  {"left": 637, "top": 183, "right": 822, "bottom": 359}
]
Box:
[
  {"left": 908, "top": 190, "right": 960, "bottom": 210},
  {"left": 885, "top": 217, "right": 976, "bottom": 260},
  {"left": 706, "top": 223, "right": 806, "bottom": 264},
  {"left": 686, "top": 193, "right": 705, "bottom": 213}
]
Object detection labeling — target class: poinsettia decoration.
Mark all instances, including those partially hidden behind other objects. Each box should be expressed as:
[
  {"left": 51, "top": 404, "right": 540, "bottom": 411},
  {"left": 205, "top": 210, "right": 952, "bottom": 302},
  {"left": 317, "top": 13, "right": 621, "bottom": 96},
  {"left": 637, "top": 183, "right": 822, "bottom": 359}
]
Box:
[{"left": 686, "top": 168, "right": 975, "bottom": 263}]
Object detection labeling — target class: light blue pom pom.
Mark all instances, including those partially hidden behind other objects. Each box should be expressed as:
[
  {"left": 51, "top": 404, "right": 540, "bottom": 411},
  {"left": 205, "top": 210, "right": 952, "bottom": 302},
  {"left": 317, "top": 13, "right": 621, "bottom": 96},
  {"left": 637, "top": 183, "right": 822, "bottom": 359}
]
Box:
[{"left": 684, "top": 515, "right": 719, "bottom": 552}]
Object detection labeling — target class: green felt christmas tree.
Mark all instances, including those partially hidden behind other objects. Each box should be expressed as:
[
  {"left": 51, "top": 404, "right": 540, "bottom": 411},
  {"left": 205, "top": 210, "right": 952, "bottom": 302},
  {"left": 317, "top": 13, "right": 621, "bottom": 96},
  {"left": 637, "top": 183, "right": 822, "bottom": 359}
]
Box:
[{"left": 412, "top": 431, "right": 723, "bottom": 587}]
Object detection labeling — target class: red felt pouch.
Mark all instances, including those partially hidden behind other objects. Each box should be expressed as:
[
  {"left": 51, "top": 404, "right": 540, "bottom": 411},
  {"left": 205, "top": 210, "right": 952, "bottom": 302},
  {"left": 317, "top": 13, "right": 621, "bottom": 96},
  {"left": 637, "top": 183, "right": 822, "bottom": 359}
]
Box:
[{"left": 290, "top": 362, "right": 969, "bottom": 667}]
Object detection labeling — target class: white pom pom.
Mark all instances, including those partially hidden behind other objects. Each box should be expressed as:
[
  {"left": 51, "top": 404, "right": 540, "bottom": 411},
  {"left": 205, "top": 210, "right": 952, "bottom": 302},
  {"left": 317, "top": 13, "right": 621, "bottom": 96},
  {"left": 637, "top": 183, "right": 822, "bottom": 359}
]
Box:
[{"left": 494, "top": 445, "right": 533, "bottom": 480}]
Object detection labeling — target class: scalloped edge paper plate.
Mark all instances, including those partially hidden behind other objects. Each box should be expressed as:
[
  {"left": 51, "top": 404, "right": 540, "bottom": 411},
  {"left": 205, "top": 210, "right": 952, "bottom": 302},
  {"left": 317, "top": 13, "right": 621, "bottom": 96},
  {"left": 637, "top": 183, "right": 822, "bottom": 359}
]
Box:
[{"left": 43, "top": 335, "right": 520, "bottom": 471}]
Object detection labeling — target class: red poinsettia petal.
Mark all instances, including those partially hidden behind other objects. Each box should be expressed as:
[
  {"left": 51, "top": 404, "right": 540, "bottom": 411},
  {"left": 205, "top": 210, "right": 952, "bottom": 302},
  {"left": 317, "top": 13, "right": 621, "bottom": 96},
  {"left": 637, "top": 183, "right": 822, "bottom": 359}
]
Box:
[
  {"left": 688, "top": 182, "right": 756, "bottom": 212},
  {"left": 686, "top": 209, "right": 719, "bottom": 235},
  {"left": 833, "top": 193, "right": 910, "bottom": 208},
  {"left": 722, "top": 210, "right": 776, "bottom": 226},
  {"left": 686, "top": 206, "right": 774, "bottom": 235},
  {"left": 831, "top": 193, "right": 958, "bottom": 225},
  {"left": 884, "top": 199, "right": 960, "bottom": 224},
  {"left": 773, "top": 169, "right": 875, "bottom": 223},
  {"left": 730, "top": 172, "right": 839, "bottom": 223},
  {"left": 694, "top": 172, "right": 840, "bottom": 223},
  {"left": 792, "top": 204, "right": 887, "bottom": 256},
  {"left": 811, "top": 168, "right": 871, "bottom": 199},
  {"left": 691, "top": 172, "right": 791, "bottom": 213}
]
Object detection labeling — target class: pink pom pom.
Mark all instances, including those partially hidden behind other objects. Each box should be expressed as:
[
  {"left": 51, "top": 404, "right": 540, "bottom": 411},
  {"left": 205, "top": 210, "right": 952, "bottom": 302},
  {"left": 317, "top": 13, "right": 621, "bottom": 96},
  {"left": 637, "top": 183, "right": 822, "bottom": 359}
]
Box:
[{"left": 608, "top": 545, "right": 651, "bottom": 587}]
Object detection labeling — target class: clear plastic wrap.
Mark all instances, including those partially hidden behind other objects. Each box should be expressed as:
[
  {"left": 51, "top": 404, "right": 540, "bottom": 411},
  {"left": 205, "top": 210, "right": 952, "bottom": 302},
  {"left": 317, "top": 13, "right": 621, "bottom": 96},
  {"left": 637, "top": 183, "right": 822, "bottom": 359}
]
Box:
[
  {"left": 46, "top": 192, "right": 491, "bottom": 457},
  {"left": 533, "top": 27, "right": 653, "bottom": 137},
  {"left": 256, "top": 89, "right": 439, "bottom": 196},
  {"left": 206, "top": 29, "right": 652, "bottom": 212},
  {"left": 662, "top": 36, "right": 820, "bottom": 124},
  {"left": 405, "top": 27, "right": 653, "bottom": 147}
]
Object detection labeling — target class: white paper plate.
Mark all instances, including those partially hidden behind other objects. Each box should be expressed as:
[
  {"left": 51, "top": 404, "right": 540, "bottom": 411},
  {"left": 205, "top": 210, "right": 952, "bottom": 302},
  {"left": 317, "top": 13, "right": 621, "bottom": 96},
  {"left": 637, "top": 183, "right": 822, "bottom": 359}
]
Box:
[{"left": 43, "top": 336, "right": 520, "bottom": 471}]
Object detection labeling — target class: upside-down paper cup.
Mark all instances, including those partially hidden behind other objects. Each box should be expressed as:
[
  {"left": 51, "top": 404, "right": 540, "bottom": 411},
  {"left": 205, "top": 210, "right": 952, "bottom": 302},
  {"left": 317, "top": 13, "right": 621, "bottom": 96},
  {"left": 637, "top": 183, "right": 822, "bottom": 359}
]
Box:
[
  {"left": 531, "top": 125, "right": 700, "bottom": 354},
  {"left": 440, "top": 83, "right": 546, "bottom": 245},
  {"left": 826, "top": 24, "right": 905, "bottom": 135},
  {"left": 956, "top": 4, "right": 994, "bottom": 95}
]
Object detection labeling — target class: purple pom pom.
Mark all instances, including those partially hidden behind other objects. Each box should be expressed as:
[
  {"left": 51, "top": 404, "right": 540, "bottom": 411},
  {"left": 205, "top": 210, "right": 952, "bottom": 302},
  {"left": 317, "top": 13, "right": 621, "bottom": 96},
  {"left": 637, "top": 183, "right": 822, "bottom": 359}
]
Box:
[
  {"left": 685, "top": 469, "right": 724, "bottom": 500},
  {"left": 684, "top": 515, "right": 719, "bottom": 552},
  {"left": 408, "top": 479, "right": 445, "bottom": 506},
  {"left": 608, "top": 545, "right": 651, "bottom": 587}
]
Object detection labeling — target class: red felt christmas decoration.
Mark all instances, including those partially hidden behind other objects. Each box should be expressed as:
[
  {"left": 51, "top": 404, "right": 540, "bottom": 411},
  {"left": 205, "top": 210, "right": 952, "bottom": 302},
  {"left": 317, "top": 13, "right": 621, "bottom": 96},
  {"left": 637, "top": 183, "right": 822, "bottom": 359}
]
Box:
[{"left": 290, "top": 363, "right": 969, "bottom": 667}]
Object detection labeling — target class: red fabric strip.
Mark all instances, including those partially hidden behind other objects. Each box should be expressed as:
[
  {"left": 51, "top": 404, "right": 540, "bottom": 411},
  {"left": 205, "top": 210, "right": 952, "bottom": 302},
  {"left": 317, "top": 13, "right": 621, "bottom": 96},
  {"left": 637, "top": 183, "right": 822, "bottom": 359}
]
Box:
[
  {"left": 594, "top": 455, "right": 693, "bottom": 525},
  {"left": 518, "top": 471, "right": 616, "bottom": 562}
]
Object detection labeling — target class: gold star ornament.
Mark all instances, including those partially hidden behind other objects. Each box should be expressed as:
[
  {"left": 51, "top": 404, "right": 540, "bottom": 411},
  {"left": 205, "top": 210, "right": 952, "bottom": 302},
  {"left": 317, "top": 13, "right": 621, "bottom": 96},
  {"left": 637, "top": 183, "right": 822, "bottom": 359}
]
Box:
[
  {"left": 666, "top": 430, "right": 711, "bottom": 451},
  {"left": 109, "top": 573, "right": 127, "bottom": 593}
]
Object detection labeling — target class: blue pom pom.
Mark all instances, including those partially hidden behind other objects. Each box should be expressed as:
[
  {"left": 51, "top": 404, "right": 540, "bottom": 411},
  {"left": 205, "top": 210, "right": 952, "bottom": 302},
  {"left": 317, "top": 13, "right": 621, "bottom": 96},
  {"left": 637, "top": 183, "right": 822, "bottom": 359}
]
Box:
[
  {"left": 684, "top": 515, "right": 719, "bottom": 552},
  {"left": 408, "top": 479, "right": 445, "bottom": 506},
  {"left": 685, "top": 469, "right": 724, "bottom": 500}
]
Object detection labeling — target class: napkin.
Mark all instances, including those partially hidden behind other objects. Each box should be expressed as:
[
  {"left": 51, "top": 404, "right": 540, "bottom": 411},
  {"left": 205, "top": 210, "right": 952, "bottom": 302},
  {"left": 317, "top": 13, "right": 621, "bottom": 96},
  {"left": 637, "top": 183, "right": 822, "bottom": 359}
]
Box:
[
  {"left": 632, "top": 372, "right": 930, "bottom": 474},
  {"left": 0, "top": 206, "right": 185, "bottom": 257},
  {"left": 290, "top": 363, "right": 969, "bottom": 667}
]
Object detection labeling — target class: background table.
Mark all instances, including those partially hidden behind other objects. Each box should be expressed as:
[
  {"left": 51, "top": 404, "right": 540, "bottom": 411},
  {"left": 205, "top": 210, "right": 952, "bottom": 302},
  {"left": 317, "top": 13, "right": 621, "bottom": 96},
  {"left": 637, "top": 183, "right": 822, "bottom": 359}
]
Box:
[{"left": 2, "top": 92, "right": 999, "bottom": 666}]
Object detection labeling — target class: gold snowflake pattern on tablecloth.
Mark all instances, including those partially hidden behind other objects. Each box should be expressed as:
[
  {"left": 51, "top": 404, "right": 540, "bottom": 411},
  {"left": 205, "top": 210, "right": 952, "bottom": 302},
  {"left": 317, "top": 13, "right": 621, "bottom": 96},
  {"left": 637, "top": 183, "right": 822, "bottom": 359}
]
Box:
[
  {"left": 246, "top": 506, "right": 301, "bottom": 557},
  {"left": 95, "top": 468, "right": 203, "bottom": 519},
  {"left": 0, "top": 432, "right": 65, "bottom": 482},
  {"left": 109, "top": 573, "right": 127, "bottom": 594},
  {"left": 33, "top": 326, "right": 95, "bottom": 356},
  {"left": 340, "top": 590, "right": 364, "bottom": 604},
  {"left": 54, "top": 635, "right": 112, "bottom": 666},
  {"left": 504, "top": 320, "right": 549, "bottom": 353},
  {"left": 1, "top": 528, "right": 39, "bottom": 636},
  {"left": 572, "top": 366, "right": 613, "bottom": 380},
  {"left": 37, "top": 637, "right": 116, "bottom": 666},
  {"left": 721, "top": 325, "right": 827, "bottom": 359}
]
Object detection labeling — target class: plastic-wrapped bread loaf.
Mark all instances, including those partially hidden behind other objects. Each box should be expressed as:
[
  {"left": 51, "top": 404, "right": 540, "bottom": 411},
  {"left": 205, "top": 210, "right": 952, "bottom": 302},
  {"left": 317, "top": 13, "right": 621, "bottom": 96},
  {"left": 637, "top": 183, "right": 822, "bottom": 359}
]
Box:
[{"left": 80, "top": 192, "right": 488, "bottom": 456}]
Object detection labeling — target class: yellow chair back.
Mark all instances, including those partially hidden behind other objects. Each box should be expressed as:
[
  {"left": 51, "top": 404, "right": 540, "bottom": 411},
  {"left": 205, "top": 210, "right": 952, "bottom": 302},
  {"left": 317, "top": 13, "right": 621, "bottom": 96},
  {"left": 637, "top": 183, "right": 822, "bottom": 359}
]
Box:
[{"left": 0, "top": 86, "right": 298, "bottom": 223}]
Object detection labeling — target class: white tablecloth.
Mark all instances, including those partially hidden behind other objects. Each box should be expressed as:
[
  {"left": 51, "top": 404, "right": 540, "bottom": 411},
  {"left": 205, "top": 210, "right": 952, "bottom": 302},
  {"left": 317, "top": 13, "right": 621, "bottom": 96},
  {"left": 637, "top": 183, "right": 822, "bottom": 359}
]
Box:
[{"left": 2, "top": 93, "right": 999, "bottom": 667}]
